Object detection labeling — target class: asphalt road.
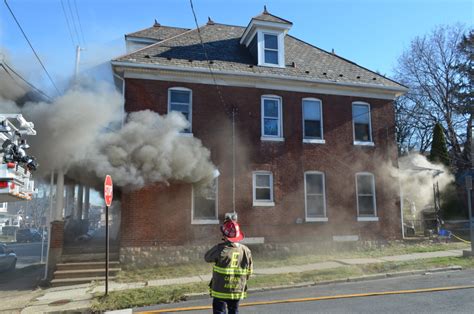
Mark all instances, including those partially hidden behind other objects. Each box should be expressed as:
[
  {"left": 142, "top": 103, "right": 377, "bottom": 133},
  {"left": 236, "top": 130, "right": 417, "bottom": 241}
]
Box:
[
  {"left": 135, "top": 269, "right": 474, "bottom": 313},
  {"left": 5, "top": 241, "right": 47, "bottom": 267}
]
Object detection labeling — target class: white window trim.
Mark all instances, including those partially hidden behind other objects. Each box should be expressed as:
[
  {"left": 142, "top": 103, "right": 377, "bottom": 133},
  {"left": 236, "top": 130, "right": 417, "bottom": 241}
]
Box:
[
  {"left": 304, "top": 171, "right": 327, "bottom": 221},
  {"left": 355, "top": 172, "right": 378, "bottom": 219},
  {"left": 352, "top": 101, "right": 373, "bottom": 145},
  {"left": 306, "top": 217, "right": 329, "bottom": 222},
  {"left": 253, "top": 171, "right": 274, "bottom": 206},
  {"left": 168, "top": 87, "right": 193, "bottom": 133},
  {"left": 357, "top": 217, "right": 379, "bottom": 222},
  {"left": 257, "top": 31, "right": 285, "bottom": 68},
  {"left": 302, "top": 98, "right": 324, "bottom": 142},
  {"left": 303, "top": 139, "right": 326, "bottom": 144},
  {"left": 191, "top": 178, "right": 219, "bottom": 225},
  {"left": 261, "top": 95, "right": 283, "bottom": 140}
]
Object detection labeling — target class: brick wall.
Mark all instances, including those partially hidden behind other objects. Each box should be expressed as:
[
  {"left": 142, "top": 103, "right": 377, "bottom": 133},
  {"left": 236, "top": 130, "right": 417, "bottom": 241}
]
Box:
[
  {"left": 50, "top": 220, "right": 64, "bottom": 249},
  {"left": 121, "top": 78, "right": 401, "bottom": 248}
]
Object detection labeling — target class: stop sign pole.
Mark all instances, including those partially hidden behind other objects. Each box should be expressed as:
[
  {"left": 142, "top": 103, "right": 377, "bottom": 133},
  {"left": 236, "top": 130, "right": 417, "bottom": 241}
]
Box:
[{"left": 104, "top": 175, "right": 113, "bottom": 296}]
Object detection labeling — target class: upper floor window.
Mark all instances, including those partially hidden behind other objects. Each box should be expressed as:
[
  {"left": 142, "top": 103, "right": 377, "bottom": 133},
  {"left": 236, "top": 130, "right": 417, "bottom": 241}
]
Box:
[
  {"left": 352, "top": 102, "right": 373, "bottom": 145},
  {"left": 304, "top": 172, "right": 327, "bottom": 221},
  {"left": 261, "top": 96, "right": 283, "bottom": 140},
  {"left": 355, "top": 173, "right": 378, "bottom": 221},
  {"left": 192, "top": 178, "right": 218, "bottom": 224},
  {"left": 168, "top": 87, "right": 192, "bottom": 133},
  {"left": 263, "top": 34, "right": 279, "bottom": 65},
  {"left": 302, "top": 98, "right": 324, "bottom": 143},
  {"left": 253, "top": 171, "right": 274, "bottom": 206}
]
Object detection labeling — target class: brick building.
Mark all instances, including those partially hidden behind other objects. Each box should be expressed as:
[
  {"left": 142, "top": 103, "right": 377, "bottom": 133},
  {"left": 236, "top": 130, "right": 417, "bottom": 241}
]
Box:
[{"left": 111, "top": 9, "right": 407, "bottom": 263}]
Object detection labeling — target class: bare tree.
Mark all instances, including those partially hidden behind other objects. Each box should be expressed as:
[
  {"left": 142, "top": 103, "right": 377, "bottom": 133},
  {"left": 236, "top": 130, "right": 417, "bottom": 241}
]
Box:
[{"left": 394, "top": 25, "right": 470, "bottom": 171}]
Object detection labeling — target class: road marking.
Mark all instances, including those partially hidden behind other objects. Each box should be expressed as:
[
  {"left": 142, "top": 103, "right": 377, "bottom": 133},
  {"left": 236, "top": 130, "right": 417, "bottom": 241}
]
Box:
[{"left": 138, "top": 285, "right": 474, "bottom": 313}]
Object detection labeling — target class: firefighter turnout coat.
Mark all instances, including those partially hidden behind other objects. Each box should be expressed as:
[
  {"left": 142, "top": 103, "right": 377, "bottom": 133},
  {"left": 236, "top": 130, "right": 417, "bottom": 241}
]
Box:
[{"left": 205, "top": 241, "right": 253, "bottom": 300}]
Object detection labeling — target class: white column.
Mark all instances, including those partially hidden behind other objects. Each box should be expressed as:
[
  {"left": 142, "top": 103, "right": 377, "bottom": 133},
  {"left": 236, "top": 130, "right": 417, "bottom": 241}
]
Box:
[
  {"left": 83, "top": 186, "right": 90, "bottom": 220},
  {"left": 65, "top": 185, "right": 75, "bottom": 217},
  {"left": 76, "top": 185, "right": 84, "bottom": 220}
]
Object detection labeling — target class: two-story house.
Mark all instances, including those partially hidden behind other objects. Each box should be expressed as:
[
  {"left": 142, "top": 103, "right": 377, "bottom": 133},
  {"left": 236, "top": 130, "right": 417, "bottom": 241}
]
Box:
[{"left": 111, "top": 9, "right": 407, "bottom": 265}]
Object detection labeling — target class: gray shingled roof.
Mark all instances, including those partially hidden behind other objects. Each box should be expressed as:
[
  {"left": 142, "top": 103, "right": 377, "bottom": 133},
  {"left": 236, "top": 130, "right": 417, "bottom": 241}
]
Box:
[
  {"left": 115, "top": 23, "right": 404, "bottom": 89},
  {"left": 125, "top": 24, "right": 190, "bottom": 42},
  {"left": 252, "top": 12, "right": 292, "bottom": 25}
]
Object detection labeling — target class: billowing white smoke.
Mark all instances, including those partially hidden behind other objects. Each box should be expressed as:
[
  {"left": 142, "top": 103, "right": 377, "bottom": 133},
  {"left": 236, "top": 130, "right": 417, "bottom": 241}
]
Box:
[
  {"left": 396, "top": 153, "right": 453, "bottom": 215},
  {"left": 75, "top": 110, "right": 216, "bottom": 188},
  {"left": 0, "top": 71, "right": 216, "bottom": 189}
]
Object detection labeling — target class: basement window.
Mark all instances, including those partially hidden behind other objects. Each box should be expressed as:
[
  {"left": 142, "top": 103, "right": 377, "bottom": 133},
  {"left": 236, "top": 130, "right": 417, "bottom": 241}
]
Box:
[
  {"left": 352, "top": 102, "right": 373, "bottom": 145},
  {"left": 304, "top": 172, "right": 328, "bottom": 222},
  {"left": 253, "top": 171, "right": 274, "bottom": 206},
  {"left": 192, "top": 178, "right": 218, "bottom": 224},
  {"left": 261, "top": 95, "right": 283, "bottom": 141},
  {"left": 302, "top": 98, "right": 325, "bottom": 144},
  {"left": 168, "top": 87, "right": 192, "bottom": 133},
  {"left": 355, "top": 173, "right": 378, "bottom": 221}
]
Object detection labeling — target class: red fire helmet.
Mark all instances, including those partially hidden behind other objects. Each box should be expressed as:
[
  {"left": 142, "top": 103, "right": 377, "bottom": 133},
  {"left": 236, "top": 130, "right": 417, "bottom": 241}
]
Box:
[{"left": 220, "top": 219, "right": 244, "bottom": 242}]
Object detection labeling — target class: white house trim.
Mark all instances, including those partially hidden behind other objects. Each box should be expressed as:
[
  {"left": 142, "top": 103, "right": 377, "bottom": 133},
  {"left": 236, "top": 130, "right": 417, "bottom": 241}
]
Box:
[{"left": 112, "top": 61, "right": 407, "bottom": 99}]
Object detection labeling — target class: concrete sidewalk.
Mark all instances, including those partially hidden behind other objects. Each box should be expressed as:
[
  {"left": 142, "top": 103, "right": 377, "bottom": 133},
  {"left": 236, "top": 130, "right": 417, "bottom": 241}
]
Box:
[{"left": 20, "top": 249, "right": 466, "bottom": 313}]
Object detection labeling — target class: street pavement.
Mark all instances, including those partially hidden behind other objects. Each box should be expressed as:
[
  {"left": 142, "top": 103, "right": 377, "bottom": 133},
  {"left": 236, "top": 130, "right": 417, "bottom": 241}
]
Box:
[
  {"left": 19, "top": 248, "right": 470, "bottom": 313},
  {"left": 135, "top": 269, "right": 474, "bottom": 313},
  {"left": 6, "top": 241, "right": 47, "bottom": 268}
]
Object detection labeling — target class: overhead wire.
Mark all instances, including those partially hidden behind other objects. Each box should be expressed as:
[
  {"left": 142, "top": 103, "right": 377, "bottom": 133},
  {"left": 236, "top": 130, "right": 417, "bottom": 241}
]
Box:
[
  {"left": 60, "top": 0, "right": 77, "bottom": 48},
  {"left": 72, "top": 0, "right": 86, "bottom": 46},
  {"left": 66, "top": 0, "right": 81, "bottom": 46},
  {"left": 1, "top": 62, "right": 53, "bottom": 101},
  {"left": 189, "top": 0, "right": 238, "bottom": 214},
  {"left": 4, "top": 0, "right": 61, "bottom": 95}
]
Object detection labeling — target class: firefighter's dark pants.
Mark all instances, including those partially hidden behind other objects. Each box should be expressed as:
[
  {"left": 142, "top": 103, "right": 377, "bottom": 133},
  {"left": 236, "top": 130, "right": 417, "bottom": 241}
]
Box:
[{"left": 212, "top": 298, "right": 240, "bottom": 314}]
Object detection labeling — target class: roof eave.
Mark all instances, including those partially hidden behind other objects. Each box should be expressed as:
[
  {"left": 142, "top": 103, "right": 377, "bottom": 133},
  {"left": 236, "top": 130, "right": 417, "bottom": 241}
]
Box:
[{"left": 111, "top": 60, "right": 408, "bottom": 96}]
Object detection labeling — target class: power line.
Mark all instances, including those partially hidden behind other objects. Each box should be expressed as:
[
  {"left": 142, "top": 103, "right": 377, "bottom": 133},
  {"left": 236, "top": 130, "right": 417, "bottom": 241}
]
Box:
[
  {"left": 1, "top": 62, "right": 53, "bottom": 101},
  {"left": 188, "top": 0, "right": 228, "bottom": 112},
  {"left": 66, "top": 0, "right": 81, "bottom": 46},
  {"left": 4, "top": 0, "right": 61, "bottom": 95},
  {"left": 72, "top": 0, "right": 86, "bottom": 46},
  {"left": 60, "top": 0, "right": 77, "bottom": 48}
]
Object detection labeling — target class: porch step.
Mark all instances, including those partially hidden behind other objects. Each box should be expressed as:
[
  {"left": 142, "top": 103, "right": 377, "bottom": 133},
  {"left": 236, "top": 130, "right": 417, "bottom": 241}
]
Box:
[
  {"left": 54, "top": 268, "right": 121, "bottom": 279},
  {"left": 52, "top": 260, "right": 121, "bottom": 287},
  {"left": 57, "top": 261, "right": 120, "bottom": 271},
  {"left": 51, "top": 276, "right": 117, "bottom": 287}
]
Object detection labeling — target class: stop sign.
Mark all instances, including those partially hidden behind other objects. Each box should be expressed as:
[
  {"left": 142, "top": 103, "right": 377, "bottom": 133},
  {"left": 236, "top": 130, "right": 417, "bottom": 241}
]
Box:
[{"left": 104, "top": 175, "right": 113, "bottom": 206}]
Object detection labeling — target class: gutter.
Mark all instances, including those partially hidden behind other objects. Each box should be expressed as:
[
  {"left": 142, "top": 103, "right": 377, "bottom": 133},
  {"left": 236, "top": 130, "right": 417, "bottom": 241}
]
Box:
[{"left": 111, "top": 61, "right": 408, "bottom": 96}]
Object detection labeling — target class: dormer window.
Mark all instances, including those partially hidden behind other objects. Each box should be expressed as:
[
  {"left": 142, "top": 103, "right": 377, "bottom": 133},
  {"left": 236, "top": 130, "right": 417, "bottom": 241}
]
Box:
[
  {"left": 263, "top": 34, "right": 279, "bottom": 65},
  {"left": 240, "top": 7, "right": 292, "bottom": 68}
]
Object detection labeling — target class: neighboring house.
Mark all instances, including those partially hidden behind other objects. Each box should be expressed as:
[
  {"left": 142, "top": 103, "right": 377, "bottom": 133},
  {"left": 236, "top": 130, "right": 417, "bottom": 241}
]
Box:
[{"left": 112, "top": 9, "right": 407, "bottom": 263}]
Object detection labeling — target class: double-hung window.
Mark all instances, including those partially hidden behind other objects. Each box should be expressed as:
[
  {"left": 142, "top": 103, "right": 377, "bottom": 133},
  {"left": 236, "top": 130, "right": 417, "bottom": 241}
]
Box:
[
  {"left": 302, "top": 98, "right": 324, "bottom": 143},
  {"left": 192, "top": 178, "right": 218, "bottom": 224},
  {"left": 253, "top": 171, "right": 274, "bottom": 206},
  {"left": 261, "top": 96, "right": 283, "bottom": 140},
  {"left": 168, "top": 88, "right": 192, "bottom": 133},
  {"left": 304, "top": 172, "right": 327, "bottom": 221},
  {"left": 355, "top": 173, "right": 378, "bottom": 221},
  {"left": 352, "top": 102, "right": 373, "bottom": 145},
  {"left": 263, "top": 34, "right": 279, "bottom": 65}
]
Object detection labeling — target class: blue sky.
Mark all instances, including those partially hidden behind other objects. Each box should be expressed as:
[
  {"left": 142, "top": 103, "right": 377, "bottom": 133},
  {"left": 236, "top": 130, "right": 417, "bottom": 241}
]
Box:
[{"left": 0, "top": 0, "right": 472, "bottom": 95}]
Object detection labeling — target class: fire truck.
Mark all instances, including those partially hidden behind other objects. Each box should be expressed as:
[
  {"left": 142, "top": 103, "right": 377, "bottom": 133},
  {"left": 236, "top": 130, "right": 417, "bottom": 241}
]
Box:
[{"left": 0, "top": 114, "right": 37, "bottom": 202}]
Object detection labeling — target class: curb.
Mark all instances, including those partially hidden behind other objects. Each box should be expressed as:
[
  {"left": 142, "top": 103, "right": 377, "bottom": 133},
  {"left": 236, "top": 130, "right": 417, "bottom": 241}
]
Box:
[{"left": 183, "top": 265, "right": 463, "bottom": 301}]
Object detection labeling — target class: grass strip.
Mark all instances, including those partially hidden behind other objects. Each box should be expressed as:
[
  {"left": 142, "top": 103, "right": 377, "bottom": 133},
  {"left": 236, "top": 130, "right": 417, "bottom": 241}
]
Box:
[
  {"left": 116, "top": 242, "right": 468, "bottom": 283},
  {"left": 92, "top": 255, "right": 474, "bottom": 312}
]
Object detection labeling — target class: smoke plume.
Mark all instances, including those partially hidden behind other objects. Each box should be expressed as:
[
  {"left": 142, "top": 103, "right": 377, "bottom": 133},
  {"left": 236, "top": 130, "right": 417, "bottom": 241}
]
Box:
[
  {"left": 73, "top": 110, "right": 216, "bottom": 189},
  {"left": 0, "top": 68, "right": 216, "bottom": 190},
  {"left": 394, "top": 153, "right": 453, "bottom": 214}
]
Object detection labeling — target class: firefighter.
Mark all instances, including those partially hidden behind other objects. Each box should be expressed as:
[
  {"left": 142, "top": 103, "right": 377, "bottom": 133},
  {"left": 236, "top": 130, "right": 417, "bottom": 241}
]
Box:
[{"left": 205, "top": 217, "right": 253, "bottom": 314}]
